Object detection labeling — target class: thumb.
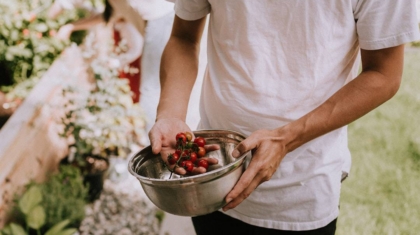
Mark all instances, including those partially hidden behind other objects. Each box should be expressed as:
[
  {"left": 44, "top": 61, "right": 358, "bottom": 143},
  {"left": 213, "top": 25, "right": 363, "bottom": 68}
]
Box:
[
  {"left": 232, "top": 138, "right": 256, "bottom": 158},
  {"left": 149, "top": 131, "right": 162, "bottom": 155}
]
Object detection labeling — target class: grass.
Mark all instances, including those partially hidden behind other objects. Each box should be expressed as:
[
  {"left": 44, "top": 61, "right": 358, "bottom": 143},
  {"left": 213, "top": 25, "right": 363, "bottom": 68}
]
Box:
[{"left": 336, "top": 49, "right": 420, "bottom": 235}]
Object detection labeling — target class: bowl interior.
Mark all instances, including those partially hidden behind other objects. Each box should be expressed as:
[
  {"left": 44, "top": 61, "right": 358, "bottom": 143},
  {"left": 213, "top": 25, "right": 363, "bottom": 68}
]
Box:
[{"left": 129, "top": 130, "right": 247, "bottom": 181}]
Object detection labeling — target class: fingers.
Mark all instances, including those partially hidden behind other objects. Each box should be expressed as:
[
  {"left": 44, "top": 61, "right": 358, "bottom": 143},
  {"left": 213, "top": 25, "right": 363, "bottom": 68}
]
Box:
[
  {"left": 170, "top": 146, "right": 219, "bottom": 176},
  {"left": 191, "top": 166, "right": 206, "bottom": 174},
  {"left": 222, "top": 177, "right": 260, "bottom": 211},
  {"left": 222, "top": 160, "right": 267, "bottom": 211},
  {"left": 172, "top": 166, "right": 204, "bottom": 175},
  {"left": 221, "top": 130, "right": 287, "bottom": 211},
  {"left": 171, "top": 165, "right": 207, "bottom": 175},
  {"left": 149, "top": 130, "right": 162, "bottom": 155},
  {"left": 232, "top": 136, "right": 258, "bottom": 158},
  {"left": 172, "top": 157, "right": 218, "bottom": 176},
  {"left": 204, "top": 157, "right": 218, "bottom": 165},
  {"left": 204, "top": 144, "right": 220, "bottom": 152},
  {"left": 174, "top": 165, "right": 187, "bottom": 175}
]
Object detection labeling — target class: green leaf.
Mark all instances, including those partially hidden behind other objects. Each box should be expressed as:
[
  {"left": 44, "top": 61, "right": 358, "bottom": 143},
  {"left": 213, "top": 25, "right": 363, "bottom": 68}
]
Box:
[
  {"left": 55, "top": 228, "right": 78, "bottom": 235},
  {"left": 44, "top": 220, "right": 70, "bottom": 235},
  {"left": 26, "top": 205, "right": 46, "bottom": 230},
  {"left": 0, "top": 225, "right": 12, "bottom": 235},
  {"left": 18, "top": 185, "right": 43, "bottom": 215},
  {"left": 9, "top": 223, "right": 27, "bottom": 235}
]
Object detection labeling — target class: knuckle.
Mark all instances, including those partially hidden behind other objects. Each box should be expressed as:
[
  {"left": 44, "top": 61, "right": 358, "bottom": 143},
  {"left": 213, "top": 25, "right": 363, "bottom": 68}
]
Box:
[
  {"left": 261, "top": 174, "right": 272, "bottom": 182},
  {"left": 242, "top": 192, "right": 251, "bottom": 199},
  {"left": 237, "top": 181, "right": 250, "bottom": 189},
  {"left": 237, "top": 142, "right": 248, "bottom": 153},
  {"left": 257, "top": 169, "right": 273, "bottom": 182},
  {"left": 239, "top": 178, "right": 252, "bottom": 188}
]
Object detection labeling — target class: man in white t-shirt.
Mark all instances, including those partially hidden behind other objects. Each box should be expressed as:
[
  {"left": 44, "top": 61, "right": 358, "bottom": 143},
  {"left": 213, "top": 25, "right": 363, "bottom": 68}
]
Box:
[{"left": 149, "top": 0, "right": 420, "bottom": 234}]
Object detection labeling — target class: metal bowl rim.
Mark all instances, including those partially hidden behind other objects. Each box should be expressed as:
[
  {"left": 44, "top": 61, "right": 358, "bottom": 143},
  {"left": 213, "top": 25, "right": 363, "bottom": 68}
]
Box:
[
  {"left": 128, "top": 147, "right": 248, "bottom": 184},
  {"left": 127, "top": 129, "right": 248, "bottom": 184}
]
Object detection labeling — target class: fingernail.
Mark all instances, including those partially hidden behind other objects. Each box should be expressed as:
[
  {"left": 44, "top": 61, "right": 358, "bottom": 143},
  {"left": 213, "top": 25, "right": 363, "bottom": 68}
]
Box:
[{"left": 232, "top": 149, "right": 240, "bottom": 158}]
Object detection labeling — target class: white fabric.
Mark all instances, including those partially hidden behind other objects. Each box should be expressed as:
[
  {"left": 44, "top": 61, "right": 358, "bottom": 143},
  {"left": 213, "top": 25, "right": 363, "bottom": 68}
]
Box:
[
  {"left": 418, "top": 0, "right": 420, "bottom": 22},
  {"left": 127, "top": 0, "right": 174, "bottom": 21},
  {"left": 109, "top": 0, "right": 174, "bottom": 34},
  {"left": 114, "top": 21, "right": 144, "bottom": 66},
  {"left": 140, "top": 12, "right": 174, "bottom": 133},
  {"left": 175, "top": 0, "right": 420, "bottom": 231}
]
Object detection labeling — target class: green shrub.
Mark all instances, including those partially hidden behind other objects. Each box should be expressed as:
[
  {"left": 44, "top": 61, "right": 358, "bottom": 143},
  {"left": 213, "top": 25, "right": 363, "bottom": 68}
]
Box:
[
  {"left": 40, "top": 165, "right": 88, "bottom": 229},
  {"left": 0, "top": 165, "right": 88, "bottom": 235},
  {"left": 0, "top": 0, "right": 90, "bottom": 98}
]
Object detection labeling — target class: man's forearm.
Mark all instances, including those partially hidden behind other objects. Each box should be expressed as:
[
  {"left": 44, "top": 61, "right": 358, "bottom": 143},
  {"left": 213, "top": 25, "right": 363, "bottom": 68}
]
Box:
[
  {"left": 280, "top": 45, "right": 404, "bottom": 152},
  {"left": 156, "top": 16, "right": 207, "bottom": 122}
]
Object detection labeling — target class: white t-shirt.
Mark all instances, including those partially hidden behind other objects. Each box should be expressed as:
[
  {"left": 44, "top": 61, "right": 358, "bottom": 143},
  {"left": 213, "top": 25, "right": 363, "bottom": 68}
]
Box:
[{"left": 174, "top": 0, "right": 420, "bottom": 231}]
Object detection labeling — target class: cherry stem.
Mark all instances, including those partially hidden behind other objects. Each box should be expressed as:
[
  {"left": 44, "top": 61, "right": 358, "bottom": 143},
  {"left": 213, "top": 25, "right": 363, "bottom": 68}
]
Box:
[{"left": 169, "top": 144, "right": 186, "bottom": 179}]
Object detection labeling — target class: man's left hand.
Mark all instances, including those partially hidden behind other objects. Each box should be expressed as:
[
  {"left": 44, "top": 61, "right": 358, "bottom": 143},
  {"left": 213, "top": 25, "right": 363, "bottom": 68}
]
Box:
[{"left": 223, "top": 128, "right": 289, "bottom": 211}]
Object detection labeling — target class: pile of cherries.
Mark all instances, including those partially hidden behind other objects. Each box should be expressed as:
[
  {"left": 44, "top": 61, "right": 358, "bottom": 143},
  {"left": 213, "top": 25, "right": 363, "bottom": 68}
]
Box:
[{"left": 167, "top": 132, "right": 209, "bottom": 173}]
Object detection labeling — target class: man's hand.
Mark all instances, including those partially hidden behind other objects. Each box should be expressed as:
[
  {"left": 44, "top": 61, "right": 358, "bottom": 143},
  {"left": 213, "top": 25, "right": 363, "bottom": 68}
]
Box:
[
  {"left": 223, "top": 128, "right": 289, "bottom": 211},
  {"left": 149, "top": 118, "right": 218, "bottom": 175}
]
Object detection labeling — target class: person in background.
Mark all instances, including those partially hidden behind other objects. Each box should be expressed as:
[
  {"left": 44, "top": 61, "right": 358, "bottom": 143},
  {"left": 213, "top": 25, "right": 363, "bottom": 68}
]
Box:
[
  {"left": 55, "top": 0, "right": 146, "bottom": 103},
  {"left": 47, "top": 0, "right": 98, "bottom": 19},
  {"left": 112, "top": 17, "right": 144, "bottom": 103},
  {"left": 149, "top": 0, "right": 420, "bottom": 234},
  {"left": 55, "top": 0, "right": 177, "bottom": 127}
]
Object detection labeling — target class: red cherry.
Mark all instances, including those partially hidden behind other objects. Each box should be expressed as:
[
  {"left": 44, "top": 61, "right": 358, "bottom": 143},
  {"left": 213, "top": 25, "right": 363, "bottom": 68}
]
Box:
[
  {"left": 189, "top": 152, "right": 197, "bottom": 163},
  {"left": 180, "top": 160, "right": 193, "bottom": 172},
  {"left": 168, "top": 153, "right": 179, "bottom": 165},
  {"left": 197, "top": 147, "right": 206, "bottom": 158},
  {"left": 176, "top": 132, "right": 187, "bottom": 143},
  {"left": 197, "top": 159, "right": 208, "bottom": 169},
  {"left": 185, "top": 132, "right": 193, "bottom": 141},
  {"left": 193, "top": 137, "right": 206, "bottom": 147}
]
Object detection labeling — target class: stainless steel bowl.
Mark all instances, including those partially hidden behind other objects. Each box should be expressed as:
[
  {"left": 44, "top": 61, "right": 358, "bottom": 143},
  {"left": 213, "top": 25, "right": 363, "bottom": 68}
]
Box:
[{"left": 128, "top": 130, "right": 251, "bottom": 216}]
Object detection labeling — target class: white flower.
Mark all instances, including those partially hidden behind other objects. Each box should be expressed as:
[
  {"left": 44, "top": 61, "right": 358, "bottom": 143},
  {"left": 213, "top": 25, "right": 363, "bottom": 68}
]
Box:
[{"left": 108, "top": 58, "right": 121, "bottom": 69}]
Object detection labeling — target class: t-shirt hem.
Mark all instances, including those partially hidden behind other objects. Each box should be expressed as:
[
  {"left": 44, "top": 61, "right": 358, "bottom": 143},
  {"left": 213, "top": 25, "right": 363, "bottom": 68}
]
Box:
[
  {"left": 174, "top": 4, "right": 210, "bottom": 21},
  {"left": 220, "top": 207, "right": 339, "bottom": 231},
  {"left": 359, "top": 30, "right": 420, "bottom": 50}
]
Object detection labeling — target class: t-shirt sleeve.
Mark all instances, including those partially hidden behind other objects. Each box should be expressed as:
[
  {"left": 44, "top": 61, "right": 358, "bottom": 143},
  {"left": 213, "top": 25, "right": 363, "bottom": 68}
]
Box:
[
  {"left": 354, "top": 0, "right": 420, "bottom": 50},
  {"left": 174, "top": 0, "right": 210, "bottom": 21}
]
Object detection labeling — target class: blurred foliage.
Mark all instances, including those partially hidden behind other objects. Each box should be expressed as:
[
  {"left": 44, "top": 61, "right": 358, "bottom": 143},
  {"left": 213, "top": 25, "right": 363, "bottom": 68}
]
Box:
[
  {"left": 0, "top": 165, "right": 87, "bottom": 235},
  {"left": 40, "top": 165, "right": 88, "bottom": 229},
  {"left": 58, "top": 33, "right": 147, "bottom": 170},
  {"left": 410, "top": 41, "right": 420, "bottom": 47},
  {"left": 0, "top": 0, "right": 92, "bottom": 99},
  {"left": 337, "top": 51, "right": 420, "bottom": 235},
  {"left": 409, "top": 24, "right": 420, "bottom": 47}
]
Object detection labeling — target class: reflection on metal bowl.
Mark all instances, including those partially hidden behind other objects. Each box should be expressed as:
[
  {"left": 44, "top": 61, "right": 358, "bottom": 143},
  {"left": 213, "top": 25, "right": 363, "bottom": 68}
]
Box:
[{"left": 128, "top": 129, "right": 251, "bottom": 216}]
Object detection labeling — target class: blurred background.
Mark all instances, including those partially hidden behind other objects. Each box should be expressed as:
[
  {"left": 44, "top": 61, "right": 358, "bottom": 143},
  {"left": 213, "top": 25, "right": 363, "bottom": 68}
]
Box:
[{"left": 0, "top": 0, "right": 419, "bottom": 234}]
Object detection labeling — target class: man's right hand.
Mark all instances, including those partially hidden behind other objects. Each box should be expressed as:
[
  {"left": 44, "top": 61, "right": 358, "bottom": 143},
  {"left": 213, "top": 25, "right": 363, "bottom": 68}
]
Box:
[
  {"left": 148, "top": 117, "right": 218, "bottom": 175},
  {"left": 149, "top": 117, "right": 191, "bottom": 158}
]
